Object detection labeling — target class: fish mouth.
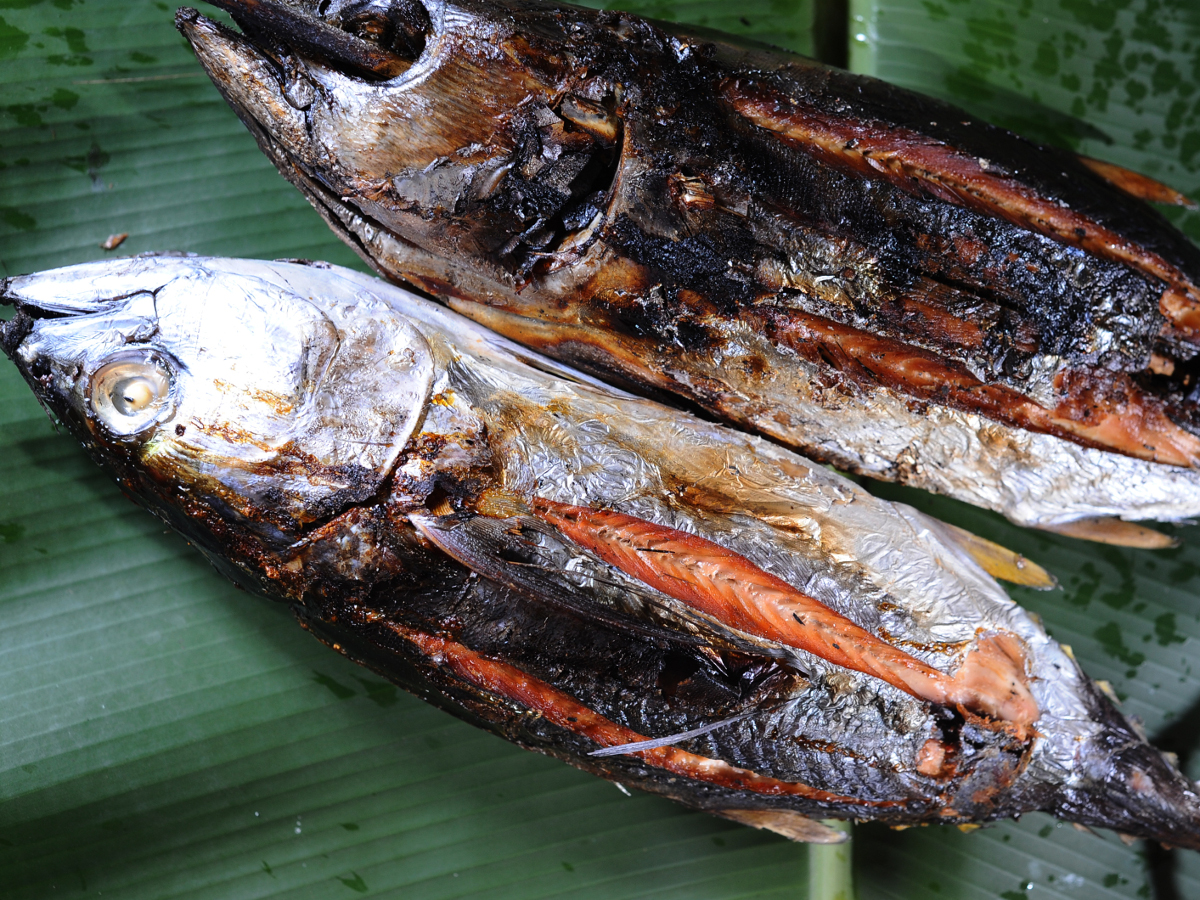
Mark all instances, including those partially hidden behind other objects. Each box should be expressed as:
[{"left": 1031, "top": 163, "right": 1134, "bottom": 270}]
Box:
[
  {"left": 179, "top": 1, "right": 623, "bottom": 298},
  {"left": 0, "top": 275, "right": 82, "bottom": 367},
  {"left": 189, "top": 0, "right": 425, "bottom": 80},
  {"left": 0, "top": 263, "right": 172, "bottom": 420},
  {"left": 1, "top": 277, "right": 95, "bottom": 434},
  {"left": 175, "top": 7, "right": 415, "bottom": 284}
]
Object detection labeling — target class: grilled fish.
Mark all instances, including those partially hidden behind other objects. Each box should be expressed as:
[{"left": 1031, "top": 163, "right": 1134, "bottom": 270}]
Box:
[
  {"left": 179, "top": 0, "right": 1200, "bottom": 538},
  {"left": 4, "top": 254, "right": 1199, "bottom": 846}
]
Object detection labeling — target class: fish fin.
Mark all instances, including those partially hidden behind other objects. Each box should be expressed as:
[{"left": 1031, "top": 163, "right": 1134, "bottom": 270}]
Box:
[
  {"left": 589, "top": 709, "right": 757, "bottom": 757},
  {"left": 717, "top": 809, "right": 848, "bottom": 844},
  {"left": 1077, "top": 156, "right": 1199, "bottom": 209},
  {"left": 1094, "top": 679, "right": 1121, "bottom": 704},
  {"left": 474, "top": 486, "right": 532, "bottom": 519},
  {"left": 1041, "top": 516, "right": 1179, "bottom": 549},
  {"left": 408, "top": 512, "right": 713, "bottom": 649},
  {"left": 938, "top": 523, "right": 1056, "bottom": 589}
]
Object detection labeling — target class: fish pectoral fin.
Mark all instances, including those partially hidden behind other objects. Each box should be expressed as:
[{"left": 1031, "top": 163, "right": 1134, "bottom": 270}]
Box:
[
  {"left": 717, "top": 809, "right": 848, "bottom": 844},
  {"left": 1077, "top": 155, "right": 1199, "bottom": 209},
  {"left": 408, "top": 511, "right": 713, "bottom": 649},
  {"left": 939, "top": 522, "right": 1057, "bottom": 589},
  {"left": 1041, "top": 516, "right": 1179, "bottom": 549}
]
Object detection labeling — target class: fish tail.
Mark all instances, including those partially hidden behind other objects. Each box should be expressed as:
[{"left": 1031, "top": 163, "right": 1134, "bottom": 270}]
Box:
[{"left": 1052, "top": 681, "right": 1200, "bottom": 849}]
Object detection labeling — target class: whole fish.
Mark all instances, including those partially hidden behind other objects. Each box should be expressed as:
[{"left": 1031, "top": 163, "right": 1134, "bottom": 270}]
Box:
[
  {"left": 4, "top": 254, "right": 1199, "bottom": 847},
  {"left": 179, "top": 0, "right": 1200, "bottom": 542}
]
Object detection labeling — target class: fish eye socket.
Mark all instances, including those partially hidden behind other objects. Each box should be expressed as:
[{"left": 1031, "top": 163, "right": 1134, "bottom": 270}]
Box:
[
  {"left": 333, "top": 0, "right": 430, "bottom": 59},
  {"left": 90, "top": 355, "right": 173, "bottom": 437}
]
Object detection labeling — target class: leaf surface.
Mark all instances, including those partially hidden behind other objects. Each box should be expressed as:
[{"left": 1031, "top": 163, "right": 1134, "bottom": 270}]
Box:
[{"left": 1, "top": 1, "right": 1199, "bottom": 898}]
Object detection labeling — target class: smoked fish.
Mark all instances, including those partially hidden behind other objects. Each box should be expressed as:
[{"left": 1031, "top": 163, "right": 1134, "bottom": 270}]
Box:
[
  {"left": 179, "top": 0, "right": 1200, "bottom": 537},
  {"left": 4, "top": 255, "right": 1199, "bottom": 846}
]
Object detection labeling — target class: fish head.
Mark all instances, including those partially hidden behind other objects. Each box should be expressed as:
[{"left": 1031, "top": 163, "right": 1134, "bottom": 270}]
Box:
[
  {"left": 178, "top": 0, "right": 627, "bottom": 293},
  {"left": 0, "top": 256, "right": 434, "bottom": 568}
]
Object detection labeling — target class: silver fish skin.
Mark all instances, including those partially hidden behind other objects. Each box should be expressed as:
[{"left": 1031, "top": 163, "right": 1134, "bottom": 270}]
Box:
[
  {"left": 176, "top": 0, "right": 1200, "bottom": 535},
  {"left": 2, "top": 255, "right": 1198, "bottom": 846}
]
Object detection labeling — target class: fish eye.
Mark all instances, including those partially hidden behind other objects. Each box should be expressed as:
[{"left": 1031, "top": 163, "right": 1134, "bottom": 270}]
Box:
[{"left": 89, "top": 354, "right": 174, "bottom": 437}]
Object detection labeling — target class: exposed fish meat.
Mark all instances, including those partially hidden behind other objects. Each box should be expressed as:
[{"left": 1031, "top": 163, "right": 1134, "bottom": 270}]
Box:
[
  {"left": 178, "top": 0, "right": 1200, "bottom": 537},
  {"left": 3, "top": 255, "right": 1199, "bottom": 846}
]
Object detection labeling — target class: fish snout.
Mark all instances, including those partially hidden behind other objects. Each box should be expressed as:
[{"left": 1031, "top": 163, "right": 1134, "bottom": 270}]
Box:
[
  {"left": 0, "top": 295, "right": 77, "bottom": 436},
  {"left": 177, "top": 9, "right": 315, "bottom": 154},
  {"left": 0, "top": 264, "right": 176, "bottom": 443},
  {"left": 0, "top": 283, "right": 35, "bottom": 365}
]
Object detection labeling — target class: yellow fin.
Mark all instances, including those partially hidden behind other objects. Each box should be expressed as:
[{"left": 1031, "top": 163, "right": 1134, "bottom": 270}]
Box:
[
  {"left": 718, "top": 809, "right": 848, "bottom": 844},
  {"left": 1042, "top": 516, "right": 1178, "bottom": 549},
  {"left": 941, "top": 523, "right": 1057, "bottom": 589},
  {"left": 1094, "top": 679, "right": 1120, "bottom": 704}
]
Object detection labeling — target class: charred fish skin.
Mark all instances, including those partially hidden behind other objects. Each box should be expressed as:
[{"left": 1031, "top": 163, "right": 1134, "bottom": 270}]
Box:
[
  {"left": 178, "top": 0, "right": 1200, "bottom": 530},
  {"left": 4, "top": 256, "right": 1200, "bottom": 846}
]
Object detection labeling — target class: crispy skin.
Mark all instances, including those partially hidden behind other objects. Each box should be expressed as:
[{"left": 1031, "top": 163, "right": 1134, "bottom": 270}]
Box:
[
  {"left": 286, "top": 504, "right": 1196, "bottom": 842},
  {"left": 289, "top": 523, "right": 1016, "bottom": 824},
  {"left": 8, "top": 256, "right": 1200, "bottom": 845},
  {"left": 180, "top": 0, "right": 1200, "bottom": 528},
  {"left": 723, "top": 78, "right": 1200, "bottom": 333}
]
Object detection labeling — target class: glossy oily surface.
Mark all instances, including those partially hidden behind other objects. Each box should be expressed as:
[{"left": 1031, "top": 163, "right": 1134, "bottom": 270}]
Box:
[
  {"left": 8, "top": 255, "right": 1180, "bottom": 839},
  {"left": 2, "top": 2, "right": 1200, "bottom": 899},
  {"left": 181, "top": 0, "right": 1200, "bottom": 531}
]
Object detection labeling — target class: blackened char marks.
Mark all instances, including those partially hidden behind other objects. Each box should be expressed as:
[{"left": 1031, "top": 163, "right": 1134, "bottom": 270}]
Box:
[
  {"left": 795, "top": 65, "right": 1200, "bottom": 288},
  {"left": 725, "top": 109, "right": 1164, "bottom": 369},
  {"left": 881, "top": 193, "right": 1164, "bottom": 367},
  {"left": 605, "top": 213, "right": 756, "bottom": 310},
  {"left": 727, "top": 73, "right": 1200, "bottom": 325},
  {"left": 325, "top": 537, "right": 1028, "bottom": 809},
  {"left": 304, "top": 600, "right": 915, "bottom": 816}
]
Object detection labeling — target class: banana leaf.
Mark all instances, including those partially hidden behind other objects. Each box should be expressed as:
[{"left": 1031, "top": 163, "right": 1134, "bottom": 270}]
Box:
[{"left": 1, "top": 1, "right": 1198, "bottom": 897}]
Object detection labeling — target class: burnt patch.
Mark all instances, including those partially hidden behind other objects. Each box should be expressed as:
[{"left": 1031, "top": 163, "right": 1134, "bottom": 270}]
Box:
[
  {"left": 200, "top": 0, "right": 412, "bottom": 79},
  {"left": 603, "top": 214, "right": 758, "bottom": 315},
  {"left": 484, "top": 98, "right": 623, "bottom": 276},
  {"left": 591, "top": 283, "right": 718, "bottom": 355}
]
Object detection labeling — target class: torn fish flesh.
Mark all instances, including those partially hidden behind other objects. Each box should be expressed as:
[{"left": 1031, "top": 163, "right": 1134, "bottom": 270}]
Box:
[
  {"left": 4, "top": 254, "right": 1199, "bottom": 846},
  {"left": 179, "top": 0, "right": 1200, "bottom": 538}
]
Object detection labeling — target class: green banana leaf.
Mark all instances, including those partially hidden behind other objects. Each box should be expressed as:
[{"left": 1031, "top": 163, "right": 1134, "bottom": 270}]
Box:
[{"left": 0, "top": 1, "right": 1198, "bottom": 898}]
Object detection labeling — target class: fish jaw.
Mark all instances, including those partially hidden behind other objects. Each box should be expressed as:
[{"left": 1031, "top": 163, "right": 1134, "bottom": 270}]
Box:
[
  {"left": 179, "top": 0, "right": 634, "bottom": 311},
  {"left": 177, "top": 10, "right": 315, "bottom": 165},
  {"left": 1, "top": 264, "right": 173, "bottom": 454}
]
